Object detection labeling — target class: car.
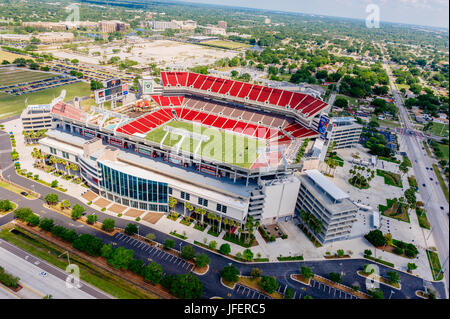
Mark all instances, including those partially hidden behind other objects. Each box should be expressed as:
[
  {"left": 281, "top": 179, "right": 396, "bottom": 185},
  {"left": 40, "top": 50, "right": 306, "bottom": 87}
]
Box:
[
  {"left": 423, "top": 184, "right": 426, "bottom": 187},
  {"left": 20, "top": 191, "right": 28, "bottom": 196},
  {"left": 430, "top": 178, "right": 433, "bottom": 181},
  {"left": 440, "top": 207, "right": 444, "bottom": 210}
]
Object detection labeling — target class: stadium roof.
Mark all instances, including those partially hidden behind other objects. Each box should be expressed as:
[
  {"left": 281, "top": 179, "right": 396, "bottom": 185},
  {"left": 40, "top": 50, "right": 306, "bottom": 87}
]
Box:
[{"left": 304, "top": 169, "right": 349, "bottom": 201}]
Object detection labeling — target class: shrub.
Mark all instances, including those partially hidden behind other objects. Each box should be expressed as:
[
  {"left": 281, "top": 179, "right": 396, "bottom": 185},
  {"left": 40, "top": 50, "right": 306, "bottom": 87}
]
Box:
[
  {"left": 364, "top": 249, "right": 372, "bottom": 256},
  {"left": 170, "top": 274, "right": 203, "bottom": 299},
  {"left": 44, "top": 193, "right": 58, "bottom": 205},
  {"left": 284, "top": 287, "right": 294, "bottom": 299},
  {"left": 208, "top": 240, "right": 217, "bottom": 250},
  {"left": 0, "top": 199, "right": 13, "bottom": 212},
  {"left": 250, "top": 268, "right": 262, "bottom": 279},
  {"left": 143, "top": 262, "right": 164, "bottom": 285},
  {"left": 86, "top": 214, "right": 98, "bottom": 225}
]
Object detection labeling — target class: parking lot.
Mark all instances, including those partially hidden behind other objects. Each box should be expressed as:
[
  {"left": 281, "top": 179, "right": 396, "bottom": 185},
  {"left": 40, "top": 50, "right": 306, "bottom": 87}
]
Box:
[
  {"left": 112, "top": 233, "right": 194, "bottom": 272},
  {"left": 233, "top": 284, "right": 271, "bottom": 299},
  {"left": 309, "top": 279, "right": 359, "bottom": 299}
]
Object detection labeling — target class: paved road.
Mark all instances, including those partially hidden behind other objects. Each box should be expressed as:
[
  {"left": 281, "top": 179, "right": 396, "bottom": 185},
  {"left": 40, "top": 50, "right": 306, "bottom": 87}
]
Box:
[
  {"left": 384, "top": 62, "right": 449, "bottom": 295},
  {"left": 0, "top": 129, "right": 447, "bottom": 299},
  {"left": 0, "top": 239, "right": 112, "bottom": 299}
]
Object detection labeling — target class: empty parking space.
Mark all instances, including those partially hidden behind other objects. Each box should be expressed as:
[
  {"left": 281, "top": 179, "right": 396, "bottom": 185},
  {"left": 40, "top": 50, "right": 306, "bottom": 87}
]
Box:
[
  {"left": 234, "top": 284, "right": 270, "bottom": 299},
  {"left": 310, "top": 280, "right": 358, "bottom": 299},
  {"left": 113, "top": 233, "right": 193, "bottom": 272}
]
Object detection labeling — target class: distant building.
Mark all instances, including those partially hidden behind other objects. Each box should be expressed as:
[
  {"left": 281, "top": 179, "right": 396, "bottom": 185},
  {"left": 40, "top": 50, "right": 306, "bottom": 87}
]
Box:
[
  {"left": 296, "top": 170, "right": 358, "bottom": 244},
  {"left": 204, "top": 26, "right": 226, "bottom": 36},
  {"left": 0, "top": 32, "right": 74, "bottom": 43},
  {"left": 188, "top": 35, "right": 219, "bottom": 43},
  {"left": 22, "top": 21, "right": 98, "bottom": 31},
  {"left": 218, "top": 20, "right": 227, "bottom": 28},
  {"left": 148, "top": 20, "right": 180, "bottom": 31},
  {"left": 99, "top": 20, "right": 130, "bottom": 33}
]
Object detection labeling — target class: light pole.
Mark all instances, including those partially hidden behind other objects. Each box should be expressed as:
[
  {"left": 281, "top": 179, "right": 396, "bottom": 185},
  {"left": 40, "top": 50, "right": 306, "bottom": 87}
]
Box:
[
  {"left": 179, "top": 242, "right": 182, "bottom": 252},
  {"left": 389, "top": 290, "right": 394, "bottom": 299}
]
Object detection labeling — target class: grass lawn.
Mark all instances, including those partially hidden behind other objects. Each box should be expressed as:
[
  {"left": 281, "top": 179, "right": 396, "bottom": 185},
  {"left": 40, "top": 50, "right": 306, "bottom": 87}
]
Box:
[
  {"left": 335, "top": 94, "right": 359, "bottom": 106},
  {"left": 146, "top": 121, "right": 265, "bottom": 169},
  {"left": 379, "top": 199, "right": 410, "bottom": 223},
  {"left": 0, "top": 180, "right": 37, "bottom": 199},
  {"left": 0, "top": 68, "right": 55, "bottom": 86},
  {"left": 376, "top": 169, "right": 403, "bottom": 188},
  {"left": 200, "top": 40, "right": 251, "bottom": 50},
  {"left": 0, "top": 81, "right": 91, "bottom": 119},
  {"left": 378, "top": 119, "right": 402, "bottom": 128},
  {"left": 432, "top": 164, "right": 449, "bottom": 203},
  {"left": 426, "top": 250, "right": 444, "bottom": 281},
  {"left": 0, "top": 50, "right": 32, "bottom": 63},
  {"left": 0, "top": 226, "right": 158, "bottom": 299},
  {"left": 0, "top": 201, "right": 16, "bottom": 216},
  {"left": 415, "top": 208, "right": 430, "bottom": 229},
  {"left": 435, "top": 143, "right": 449, "bottom": 161},
  {"left": 429, "top": 122, "right": 449, "bottom": 137}
]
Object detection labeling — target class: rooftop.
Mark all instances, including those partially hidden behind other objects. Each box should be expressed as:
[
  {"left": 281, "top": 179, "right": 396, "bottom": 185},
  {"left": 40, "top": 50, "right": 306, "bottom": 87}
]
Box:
[{"left": 304, "top": 169, "right": 349, "bottom": 201}]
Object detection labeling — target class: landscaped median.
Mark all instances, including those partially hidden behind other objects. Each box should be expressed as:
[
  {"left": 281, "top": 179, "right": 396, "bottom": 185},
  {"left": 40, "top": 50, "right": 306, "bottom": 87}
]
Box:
[
  {"left": 0, "top": 199, "right": 17, "bottom": 216},
  {"left": 357, "top": 270, "right": 401, "bottom": 290},
  {"left": 432, "top": 164, "right": 449, "bottom": 203},
  {"left": 0, "top": 178, "right": 39, "bottom": 199},
  {"left": 426, "top": 250, "right": 444, "bottom": 281}
]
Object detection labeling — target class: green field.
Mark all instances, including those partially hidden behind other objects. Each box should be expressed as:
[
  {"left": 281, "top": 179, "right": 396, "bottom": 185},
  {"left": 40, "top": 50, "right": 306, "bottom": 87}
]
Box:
[
  {"left": 0, "top": 68, "right": 55, "bottom": 86},
  {"left": 0, "top": 81, "right": 91, "bottom": 119},
  {"left": 429, "top": 122, "right": 449, "bottom": 137},
  {"left": 146, "top": 121, "right": 265, "bottom": 168},
  {"left": 200, "top": 40, "right": 251, "bottom": 50}
]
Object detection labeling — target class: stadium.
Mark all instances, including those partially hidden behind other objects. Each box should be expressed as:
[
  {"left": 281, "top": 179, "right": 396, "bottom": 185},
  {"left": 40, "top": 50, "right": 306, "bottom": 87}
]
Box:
[{"left": 39, "top": 71, "right": 330, "bottom": 227}]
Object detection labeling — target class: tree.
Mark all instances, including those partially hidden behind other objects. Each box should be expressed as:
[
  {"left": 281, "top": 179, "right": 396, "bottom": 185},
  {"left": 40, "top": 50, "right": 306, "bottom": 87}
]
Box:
[
  {"left": 195, "top": 253, "right": 210, "bottom": 268},
  {"left": 336, "top": 249, "right": 345, "bottom": 257},
  {"left": 87, "top": 214, "right": 98, "bottom": 225},
  {"left": 368, "top": 288, "right": 384, "bottom": 299},
  {"left": 387, "top": 271, "right": 401, "bottom": 284},
  {"left": 26, "top": 214, "right": 40, "bottom": 226},
  {"left": 334, "top": 97, "right": 349, "bottom": 108},
  {"left": 72, "top": 234, "right": 103, "bottom": 256},
  {"left": 0, "top": 200, "right": 13, "bottom": 212},
  {"left": 71, "top": 204, "right": 85, "bottom": 219},
  {"left": 170, "top": 274, "right": 203, "bottom": 299},
  {"left": 301, "top": 266, "right": 314, "bottom": 279},
  {"left": 219, "top": 243, "right": 231, "bottom": 255},
  {"left": 125, "top": 223, "right": 138, "bottom": 235},
  {"left": 242, "top": 248, "right": 254, "bottom": 261},
  {"left": 39, "top": 218, "right": 54, "bottom": 231},
  {"left": 60, "top": 200, "right": 70, "bottom": 210},
  {"left": 143, "top": 262, "right": 164, "bottom": 284},
  {"left": 181, "top": 245, "right": 196, "bottom": 260},
  {"left": 260, "top": 276, "right": 278, "bottom": 294},
  {"left": 102, "top": 218, "right": 115, "bottom": 232},
  {"left": 329, "top": 272, "right": 342, "bottom": 283},
  {"left": 163, "top": 238, "right": 175, "bottom": 250},
  {"left": 90, "top": 80, "right": 103, "bottom": 91},
  {"left": 407, "top": 263, "right": 417, "bottom": 271},
  {"left": 364, "top": 249, "right": 372, "bottom": 256},
  {"left": 51, "top": 180, "right": 58, "bottom": 188},
  {"left": 221, "top": 265, "right": 239, "bottom": 283},
  {"left": 14, "top": 207, "right": 33, "bottom": 221},
  {"left": 284, "top": 287, "right": 294, "bottom": 299},
  {"left": 107, "top": 247, "right": 134, "bottom": 270},
  {"left": 128, "top": 258, "right": 144, "bottom": 276},
  {"left": 146, "top": 233, "right": 156, "bottom": 241},
  {"left": 365, "top": 230, "right": 387, "bottom": 247},
  {"left": 250, "top": 268, "right": 262, "bottom": 279},
  {"left": 44, "top": 193, "right": 59, "bottom": 205}
]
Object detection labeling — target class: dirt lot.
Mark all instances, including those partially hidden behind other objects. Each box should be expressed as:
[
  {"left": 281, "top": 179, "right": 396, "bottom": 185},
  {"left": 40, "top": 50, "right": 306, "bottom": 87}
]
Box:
[{"left": 42, "top": 40, "right": 238, "bottom": 69}]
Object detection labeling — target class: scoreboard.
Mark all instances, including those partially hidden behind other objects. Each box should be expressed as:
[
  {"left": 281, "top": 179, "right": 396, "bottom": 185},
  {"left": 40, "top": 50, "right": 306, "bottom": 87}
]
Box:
[{"left": 94, "top": 78, "right": 128, "bottom": 104}]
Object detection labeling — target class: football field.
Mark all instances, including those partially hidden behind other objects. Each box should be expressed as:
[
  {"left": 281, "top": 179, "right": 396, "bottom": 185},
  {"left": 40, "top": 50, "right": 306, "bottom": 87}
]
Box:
[
  {"left": 0, "top": 67, "right": 55, "bottom": 86},
  {"left": 146, "top": 120, "right": 266, "bottom": 168}
]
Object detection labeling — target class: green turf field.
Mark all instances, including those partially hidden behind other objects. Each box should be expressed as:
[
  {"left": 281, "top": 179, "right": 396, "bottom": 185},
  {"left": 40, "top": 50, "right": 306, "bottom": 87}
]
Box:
[
  {"left": 146, "top": 121, "right": 265, "bottom": 168},
  {"left": 0, "top": 81, "right": 91, "bottom": 119},
  {"left": 429, "top": 122, "right": 449, "bottom": 137},
  {"left": 0, "top": 68, "right": 55, "bottom": 86}
]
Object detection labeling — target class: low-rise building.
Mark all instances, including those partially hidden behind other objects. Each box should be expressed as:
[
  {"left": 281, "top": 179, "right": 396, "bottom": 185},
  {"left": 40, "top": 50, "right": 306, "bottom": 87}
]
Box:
[
  {"left": 20, "top": 104, "right": 53, "bottom": 131},
  {"left": 296, "top": 169, "right": 358, "bottom": 244}
]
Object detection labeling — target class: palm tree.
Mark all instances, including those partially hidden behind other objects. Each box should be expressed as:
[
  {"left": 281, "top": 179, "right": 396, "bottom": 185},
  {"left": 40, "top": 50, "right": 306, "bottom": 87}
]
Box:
[
  {"left": 223, "top": 218, "right": 229, "bottom": 232},
  {"left": 200, "top": 208, "right": 206, "bottom": 225},
  {"left": 70, "top": 163, "right": 78, "bottom": 175}
]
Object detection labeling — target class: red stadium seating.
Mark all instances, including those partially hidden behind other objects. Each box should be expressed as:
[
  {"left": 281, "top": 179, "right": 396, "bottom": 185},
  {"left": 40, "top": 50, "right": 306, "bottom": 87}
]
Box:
[{"left": 160, "top": 71, "right": 328, "bottom": 117}]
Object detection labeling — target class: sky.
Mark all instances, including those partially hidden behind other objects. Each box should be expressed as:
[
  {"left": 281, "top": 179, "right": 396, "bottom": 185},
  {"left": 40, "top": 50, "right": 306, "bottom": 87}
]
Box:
[{"left": 178, "top": 0, "right": 449, "bottom": 28}]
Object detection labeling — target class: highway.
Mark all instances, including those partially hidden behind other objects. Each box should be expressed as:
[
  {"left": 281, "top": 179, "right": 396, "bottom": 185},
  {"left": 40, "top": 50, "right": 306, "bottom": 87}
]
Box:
[{"left": 384, "top": 63, "right": 449, "bottom": 295}]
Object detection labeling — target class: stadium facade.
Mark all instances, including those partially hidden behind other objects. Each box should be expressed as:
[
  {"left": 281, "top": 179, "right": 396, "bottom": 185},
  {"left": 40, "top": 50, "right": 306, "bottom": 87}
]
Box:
[{"left": 39, "top": 71, "right": 337, "bottom": 228}]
